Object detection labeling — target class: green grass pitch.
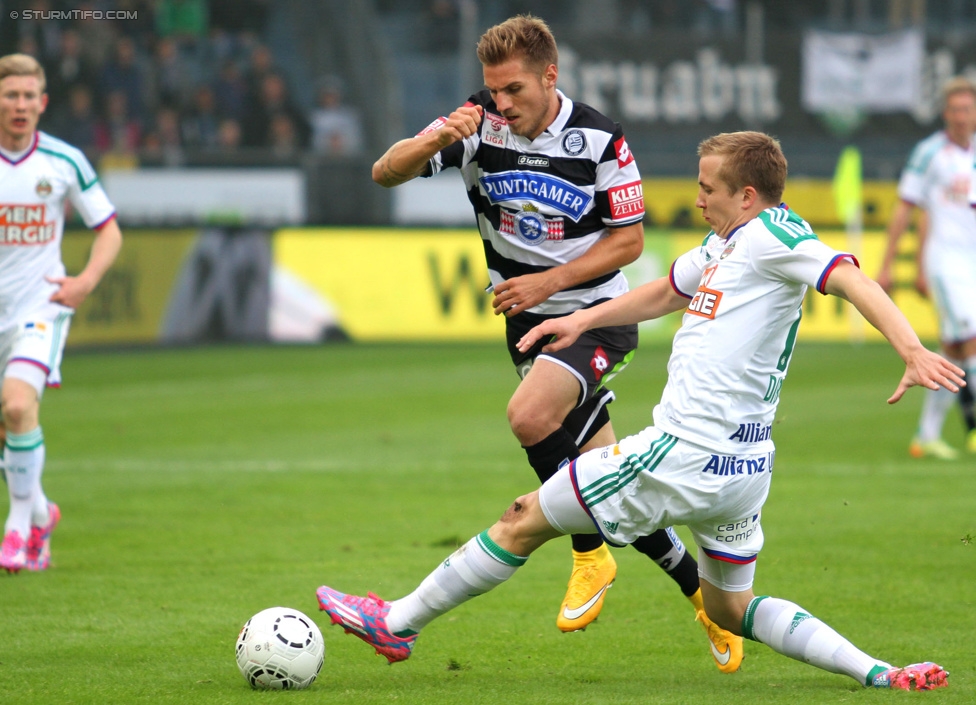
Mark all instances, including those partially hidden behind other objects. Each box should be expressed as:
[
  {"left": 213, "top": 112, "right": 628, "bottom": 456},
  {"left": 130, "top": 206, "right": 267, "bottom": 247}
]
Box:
[{"left": 0, "top": 341, "right": 971, "bottom": 704}]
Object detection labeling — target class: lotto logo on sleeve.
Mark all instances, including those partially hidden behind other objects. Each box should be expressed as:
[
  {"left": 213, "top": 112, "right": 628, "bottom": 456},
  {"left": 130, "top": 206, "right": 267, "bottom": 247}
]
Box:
[
  {"left": 416, "top": 117, "right": 448, "bottom": 136},
  {"left": 608, "top": 181, "right": 644, "bottom": 220},
  {"left": 0, "top": 205, "right": 55, "bottom": 245},
  {"left": 614, "top": 136, "right": 634, "bottom": 168}
]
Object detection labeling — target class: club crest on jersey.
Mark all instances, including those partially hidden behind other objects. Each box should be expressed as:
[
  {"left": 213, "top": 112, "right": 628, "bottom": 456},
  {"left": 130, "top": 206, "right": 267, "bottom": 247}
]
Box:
[
  {"left": 35, "top": 178, "right": 52, "bottom": 198},
  {"left": 720, "top": 240, "right": 737, "bottom": 259},
  {"left": 480, "top": 171, "right": 591, "bottom": 221},
  {"left": 562, "top": 129, "right": 586, "bottom": 156},
  {"left": 501, "top": 203, "right": 565, "bottom": 246}
]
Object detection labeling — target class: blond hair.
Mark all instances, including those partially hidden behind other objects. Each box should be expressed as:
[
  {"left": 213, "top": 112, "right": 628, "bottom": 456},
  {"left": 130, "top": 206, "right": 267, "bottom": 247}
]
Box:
[
  {"left": 476, "top": 15, "right": 557, "bottom": 74},
  {"left": 0, "top": 53, "right": 46, "bottom": 92},
  {"left": 942, "top": 76, "right": 976, "bottom": 107},
  {"left": 697, "top": 131, "right": 788, "bottom": 203}
]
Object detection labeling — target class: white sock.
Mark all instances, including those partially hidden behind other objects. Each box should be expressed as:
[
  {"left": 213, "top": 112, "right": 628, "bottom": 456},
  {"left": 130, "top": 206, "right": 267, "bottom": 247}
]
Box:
[
  {"left": 743, "top": 596, "right": 890, "bottom": 686},
  {"left": 31, "top": 486, "right": 50, "bottom": 527},
  {"left": 387, "top": 530, "right": 527, "bottom": 635},
  {"left": 4, "top": 428, "right": 45, "bottom": 538},
  {"left": 917, "top": 382, "right": 957, "bottom": 442}
]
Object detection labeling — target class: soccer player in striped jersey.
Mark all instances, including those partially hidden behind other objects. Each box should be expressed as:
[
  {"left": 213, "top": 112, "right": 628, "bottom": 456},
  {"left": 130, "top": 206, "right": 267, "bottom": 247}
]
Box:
[
  {"left": 368, "top": 14, "right": 742, "bottom": 668},
  {"left": 877, "top": 77, "right": 976, "bottom": 459},
  {"left": 0, "top": 54, "right": 122, "bottom": 573},
  {"left": 318, "top": 131, "right": 953, "bottom": 691}
]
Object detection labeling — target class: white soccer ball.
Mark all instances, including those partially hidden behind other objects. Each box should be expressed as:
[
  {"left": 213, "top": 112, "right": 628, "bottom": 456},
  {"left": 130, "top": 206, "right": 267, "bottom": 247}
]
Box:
[{"left": 235, "top": 606, "right": 325, "bottom": 690}]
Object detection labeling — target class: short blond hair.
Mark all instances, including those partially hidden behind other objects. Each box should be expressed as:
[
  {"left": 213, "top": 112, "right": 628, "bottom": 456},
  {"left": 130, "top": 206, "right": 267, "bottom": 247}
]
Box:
[
  {"left": 942, "top": 76, "right": 976, "bottom": 107},
  {"left": 476, "top": 15, "right": 558, "bottom": 74},
  {"left": 0, "top": 53, "right": 46, "bottom": 92},
  {"left": 697, "top": 131, "right": 788, "bottom": 204}
]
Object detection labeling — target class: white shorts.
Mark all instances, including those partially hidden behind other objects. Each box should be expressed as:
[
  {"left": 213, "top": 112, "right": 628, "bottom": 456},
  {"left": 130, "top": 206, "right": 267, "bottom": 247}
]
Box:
[
  {"left": 539, "top": 426, "right": 772, "bottom": 566},
  {"left": 926, "top": 257, "right": 976, "bottom": 344},
  {"left": 0, "top": 304, "right": 74, "bottom": 397}
]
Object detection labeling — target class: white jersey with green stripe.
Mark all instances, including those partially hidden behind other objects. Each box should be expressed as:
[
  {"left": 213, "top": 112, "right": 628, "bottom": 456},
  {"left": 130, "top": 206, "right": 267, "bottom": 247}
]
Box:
[
  {"left": 657, "top": 205, "right": 855, "bottom": 454},
  {"left": 899, "top": 131, "right": 976, "bottom": 263},
  {"left": 0, "top": 131, "right": 115, "bottom": 329}
]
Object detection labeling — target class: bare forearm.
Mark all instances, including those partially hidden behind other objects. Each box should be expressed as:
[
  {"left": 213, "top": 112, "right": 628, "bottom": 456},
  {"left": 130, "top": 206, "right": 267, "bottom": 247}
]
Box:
[
  {"left": 827, "top": 263, "right": 927, "bottom": 360},
  {"left": 371, "top": 137, "right": 439, "bottom": 187},
  {"left": 79, "top": 219, "right": 122, "bottom": 290},
  {"left": 546, "top": 224, "right": 644, "bottom": 291},
  {"left": 574, "top": 277, "right": 686, "bottom": 331}
]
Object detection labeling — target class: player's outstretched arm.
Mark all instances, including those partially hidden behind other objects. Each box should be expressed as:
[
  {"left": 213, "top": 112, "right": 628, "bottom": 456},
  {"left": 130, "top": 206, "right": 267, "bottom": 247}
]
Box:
[
  {"left": 372, "top": 104, "right": 484, "bottom": 187},
  {"left": 824, "top": 259, "right": 965, "bottom": 403},
  {"left": 516, "top": 276, "right": 686, "bottom": 353},
  {"left": 47, "top": 217, "right": 123, "bottom": 309}
]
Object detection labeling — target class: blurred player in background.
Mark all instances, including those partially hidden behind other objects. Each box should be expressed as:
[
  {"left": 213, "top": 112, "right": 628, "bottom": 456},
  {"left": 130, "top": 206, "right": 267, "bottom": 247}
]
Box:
[
  {"left": 367, "top": 15, "right": 741, "bottom": 670},
  {"left": 0, "top": 54, "right": 122, "bottom": 573},
  {"left": 877, "top": 76, "right": 976, "bottom": 459},
  {"left": 318, "top": 131, "right": 954, "bottom": 691}
]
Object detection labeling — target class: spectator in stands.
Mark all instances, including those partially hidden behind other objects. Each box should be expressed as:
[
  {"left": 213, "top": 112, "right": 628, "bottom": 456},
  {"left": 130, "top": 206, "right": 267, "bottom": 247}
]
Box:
[
  {"left": 94, "top": 89, "right": 142, "bottom": 154},
  {"left": 55, "top": 84, "right": 98, "bottom": 153},
  {"left": 19, "top": 0, "right": 61, "bottom": 65},
  {"left": 216, "top": 117, "right": 243, "bottom": 152},
  {"left": 213, "top": 59, "right": 247, "bottom": 121},
  {"left": 76, "top": 1, "right": 119, "bottom": 67},
  {"left": 45, "top": 30, "right": 97, "bottom": 115},
  {"left": 242, "top": 72, "right": 309, "bottom": 148},
  {"left": 142, "top": 105, "right": 184, "bottom": 165},
  {"left": 99, "top": 36, "right": 149, "bottom": 123},
  {"left": 244, "top": 43, "right": 276, "bottom": 104},
  {"left": 151, "top": 37, "right": 195, "bottom": 109},
  {"left": 182, "top": 85, "right": 221, "bottom": 148},
  {"left": 268, "top": 112, "right": 300, "bottom": 159},
  {"left": 310, "top": 76, "right": 364, "bottom": 156}
]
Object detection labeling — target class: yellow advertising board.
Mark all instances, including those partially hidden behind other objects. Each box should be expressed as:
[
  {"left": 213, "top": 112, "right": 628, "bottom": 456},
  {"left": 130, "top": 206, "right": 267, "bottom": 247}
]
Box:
[
  {"left": 274, "top": 228, "right": 504, "bottom": 341},
  {"left": 62, "top": 229, "right": 199, "bottom": 346},
  {"left": 273, "top": 227, "right": 938, "bottom": 344}
]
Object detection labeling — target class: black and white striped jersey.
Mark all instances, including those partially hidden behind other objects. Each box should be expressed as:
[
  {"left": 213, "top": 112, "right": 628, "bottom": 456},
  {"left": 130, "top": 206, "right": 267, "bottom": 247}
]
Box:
[{"left": 421, "top": 89, "right": 645, "bottom": 316}]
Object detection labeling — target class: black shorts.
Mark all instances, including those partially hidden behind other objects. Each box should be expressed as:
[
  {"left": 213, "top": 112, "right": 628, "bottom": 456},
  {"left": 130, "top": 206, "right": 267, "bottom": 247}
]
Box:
[{"left": 505, "top": 308, "right": 638, "bottom": 407}]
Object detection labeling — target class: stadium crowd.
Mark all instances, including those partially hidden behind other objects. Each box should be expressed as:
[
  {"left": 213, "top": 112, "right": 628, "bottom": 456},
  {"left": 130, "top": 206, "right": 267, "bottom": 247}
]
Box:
[{"left": 2, "top": 0, "right": 364, "bottom": 165}]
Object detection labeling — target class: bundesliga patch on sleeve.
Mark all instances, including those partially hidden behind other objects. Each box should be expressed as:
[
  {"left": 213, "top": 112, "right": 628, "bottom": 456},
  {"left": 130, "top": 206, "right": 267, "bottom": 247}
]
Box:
[
  {"left": 416, "top": 117, "right": 447, "bottom": 136},
  {"left": 614, "top": 136, "right": 635, "bottom": 168},
  {"left": 608, "top": 181, "right": 644, "bottom": 220}
]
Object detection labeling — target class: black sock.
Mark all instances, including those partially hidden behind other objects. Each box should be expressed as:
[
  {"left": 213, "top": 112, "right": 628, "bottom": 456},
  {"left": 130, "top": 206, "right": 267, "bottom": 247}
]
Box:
[
  {"left": 959, "top": 381, "right": 975, "bottom": 432},
  {"left": 631, "top": 530, "right": 701, "bottom": 597},
  {"left": 523, "top": 427, "right": 603, "bottom": 553}
]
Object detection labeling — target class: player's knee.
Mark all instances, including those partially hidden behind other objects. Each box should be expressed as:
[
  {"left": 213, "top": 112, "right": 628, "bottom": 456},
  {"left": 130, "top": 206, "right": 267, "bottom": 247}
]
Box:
[
  {"left": 507, "top": 401, "right": 555, "bottom": 445},
  {"left": 0, "top": 394, "right": 34, "bottom": 428}
]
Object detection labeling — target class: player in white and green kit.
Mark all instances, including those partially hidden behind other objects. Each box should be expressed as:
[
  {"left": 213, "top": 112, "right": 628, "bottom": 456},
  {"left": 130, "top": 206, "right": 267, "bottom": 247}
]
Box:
[
  {"left": 878, "top": 77, "right": 976, "bottom": 458},
  {"left": 0, "top": 54, "right": 122, "bottom": 573},
  {"left": 317, "top": 132, "right": 954, "bottom": 690}
]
